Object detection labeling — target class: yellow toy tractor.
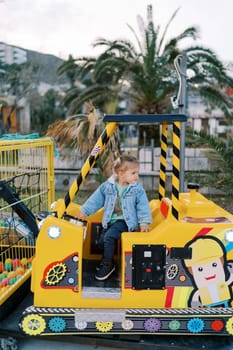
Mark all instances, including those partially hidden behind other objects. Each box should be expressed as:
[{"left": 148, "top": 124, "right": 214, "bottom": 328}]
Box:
[{"left": 19, "top": 113, "right": 233, "bottom": 336}]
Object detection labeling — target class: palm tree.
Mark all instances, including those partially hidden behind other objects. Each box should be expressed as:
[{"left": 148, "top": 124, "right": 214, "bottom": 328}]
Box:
[{"left": 57, "top": 4, "right": 233, "bottom": 146}]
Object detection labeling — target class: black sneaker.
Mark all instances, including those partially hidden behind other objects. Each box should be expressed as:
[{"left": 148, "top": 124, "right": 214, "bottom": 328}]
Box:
[
  {"left": 96, "top": 260, "right": 104, "bottom": 271},
  {"left": 95, "top": 261, "right": 115, "bottom": 281}
]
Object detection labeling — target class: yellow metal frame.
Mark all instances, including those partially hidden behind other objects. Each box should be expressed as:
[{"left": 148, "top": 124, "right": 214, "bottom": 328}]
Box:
[{"left": 0, "top": 137, "right": 55, "bottom": 210}]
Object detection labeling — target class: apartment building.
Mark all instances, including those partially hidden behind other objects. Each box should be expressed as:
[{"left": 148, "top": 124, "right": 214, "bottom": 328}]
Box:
[
  {"left": 188, "top": 85, "right": 233, "bottom": 137},
  {"left": 0, "top": 42, "right": 27, "bottom": 65}
]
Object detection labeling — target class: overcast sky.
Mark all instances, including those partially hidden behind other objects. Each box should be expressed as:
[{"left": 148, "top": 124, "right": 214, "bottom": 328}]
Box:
[{"left": 1, "top": 0, "right": 232, "bottom": 62}]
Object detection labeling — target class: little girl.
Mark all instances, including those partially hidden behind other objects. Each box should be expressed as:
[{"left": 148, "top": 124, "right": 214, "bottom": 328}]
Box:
[{"left": 76, "top": 154, "right": 152, "bottom": 281}]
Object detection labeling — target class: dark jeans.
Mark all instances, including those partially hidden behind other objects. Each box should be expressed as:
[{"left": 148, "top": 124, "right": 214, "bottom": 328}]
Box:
[{"left": 99, "top": 220, "right": 128, "bottom": 260}]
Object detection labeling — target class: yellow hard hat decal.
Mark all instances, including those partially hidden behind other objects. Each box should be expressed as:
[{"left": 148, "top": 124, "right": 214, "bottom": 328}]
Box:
[{"left": 184, "top": 237, "right": 224, "bottom": 267}]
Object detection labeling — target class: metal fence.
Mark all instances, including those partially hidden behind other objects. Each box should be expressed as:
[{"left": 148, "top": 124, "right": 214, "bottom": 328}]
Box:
[{"left": 0, "top": 137, "right": 55, "bottom": 318}]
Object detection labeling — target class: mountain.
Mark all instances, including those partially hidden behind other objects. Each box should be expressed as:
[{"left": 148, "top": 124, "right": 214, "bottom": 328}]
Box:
[
  {"left": 1, "top": 42, "right": 66, "bottom": 85},
  {"left": 26, "top": 49, "right": 66, "bottom": 85}
]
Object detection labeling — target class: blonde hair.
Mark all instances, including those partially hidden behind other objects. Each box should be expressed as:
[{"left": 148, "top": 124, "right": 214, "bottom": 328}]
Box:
[{"left": 113, "top": 154, "right": 139, "bottom": 174}]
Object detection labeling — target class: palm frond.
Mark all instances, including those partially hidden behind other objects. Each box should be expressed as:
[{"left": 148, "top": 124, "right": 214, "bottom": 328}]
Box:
[
  {"left": 199, "top": 85, "right": 233, "bottom": 117},
  {"left": 157, "top": 7, "right": 180, "bottom": 54},
  {"left": 66, "top": 84, "right": 112, "bottom": 114},
  {"left": 57, "top": 56, "right": 78, "bottom": 76},
  {"left": 127, "top": 22, "right": 144, "bottom": 54}
]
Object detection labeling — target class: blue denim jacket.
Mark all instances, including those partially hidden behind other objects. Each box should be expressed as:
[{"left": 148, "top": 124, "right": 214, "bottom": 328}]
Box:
[{"left": 81, "top": 176, "right": 152, "bottom": 231}]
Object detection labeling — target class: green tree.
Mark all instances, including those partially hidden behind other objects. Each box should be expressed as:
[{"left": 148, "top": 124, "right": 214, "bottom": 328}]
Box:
[
  {"left": 30, "top": 89, "right": 65, "bottom": 134},
  {"left": 0, "top": 61, "right": 38, "bottom": 98}
]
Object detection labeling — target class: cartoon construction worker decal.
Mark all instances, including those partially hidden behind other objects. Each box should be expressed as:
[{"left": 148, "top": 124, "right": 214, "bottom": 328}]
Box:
[{"left": 183, "top": 236, "right": 233, "bottom": 307}]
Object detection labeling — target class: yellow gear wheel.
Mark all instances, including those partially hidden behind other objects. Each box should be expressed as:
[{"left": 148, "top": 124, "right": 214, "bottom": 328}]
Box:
[
  {"left": 226, "top": 317, "right": 233, "bottom": 335},
  {"left": 96, "top": 321, "right": 113, "bottom": 332},
  {"left": 45, "top": 262, "right": 67, "bottom": 285},
  {"left": 21, "top": 314, "right": 46, "bottom": 336}
]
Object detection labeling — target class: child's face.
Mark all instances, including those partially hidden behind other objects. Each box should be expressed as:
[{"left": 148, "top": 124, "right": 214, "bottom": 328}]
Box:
[{"left": 117, "top": 164, "right": 139, "bottom": 185}]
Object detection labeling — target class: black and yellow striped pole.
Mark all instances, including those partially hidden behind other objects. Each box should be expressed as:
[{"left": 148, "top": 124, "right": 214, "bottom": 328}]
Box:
[
  {"left": 56, "top": 122, "right": 117, "bottom": 219},
  {"left": 171, "top": 121, "right": 181, "bottom": 220},
  {"left": 158, "top": 122, "right": 168, "bottom": 200}
]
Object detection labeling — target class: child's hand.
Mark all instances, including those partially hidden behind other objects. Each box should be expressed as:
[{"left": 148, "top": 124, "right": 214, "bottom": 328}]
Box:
[
  {"left": 75, "top": 211, "right": 86, "bottom": 220},
  {"left": 140, "top": 225, "right": 150, "bottom": 232}
]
